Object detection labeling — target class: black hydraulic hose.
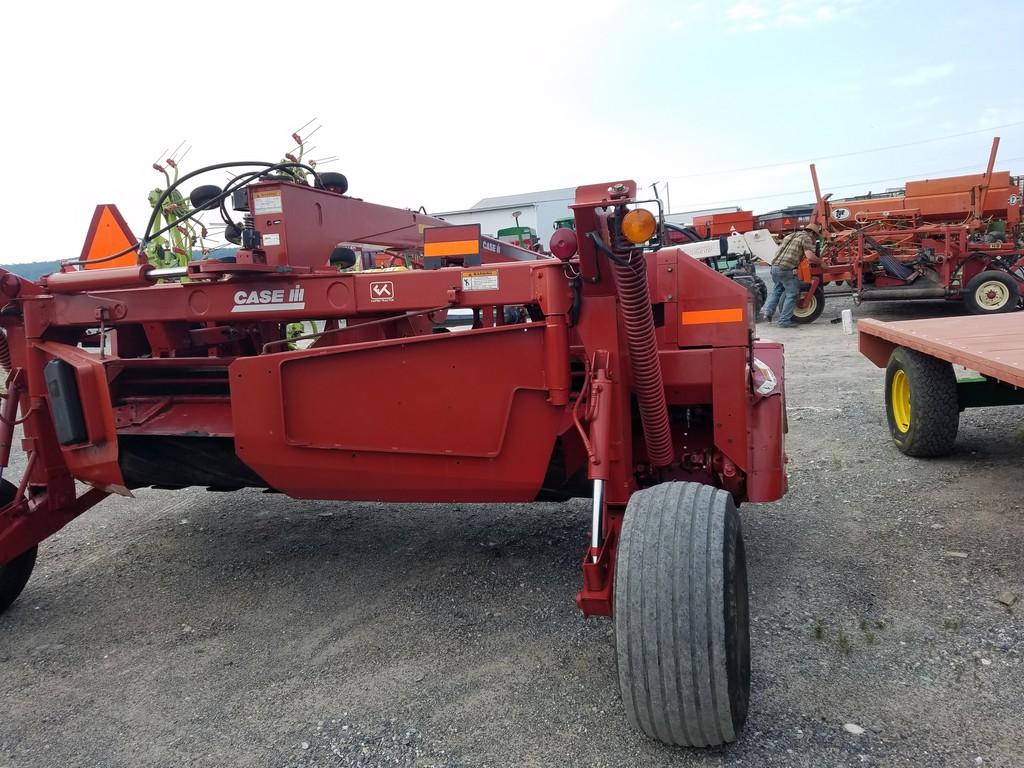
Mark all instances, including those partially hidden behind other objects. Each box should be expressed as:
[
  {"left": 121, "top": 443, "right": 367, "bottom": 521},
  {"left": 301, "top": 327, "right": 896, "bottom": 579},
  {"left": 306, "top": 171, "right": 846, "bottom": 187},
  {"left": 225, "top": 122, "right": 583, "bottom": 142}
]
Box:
[
  {"left": 142, "top": 161, "right": 322, "bottom": 244},
  {"left": 62, "top": 161, "right": 323, "bottom": 268},
  {"left": 664, "top": 222, "right": 702, "bottom": 243}
]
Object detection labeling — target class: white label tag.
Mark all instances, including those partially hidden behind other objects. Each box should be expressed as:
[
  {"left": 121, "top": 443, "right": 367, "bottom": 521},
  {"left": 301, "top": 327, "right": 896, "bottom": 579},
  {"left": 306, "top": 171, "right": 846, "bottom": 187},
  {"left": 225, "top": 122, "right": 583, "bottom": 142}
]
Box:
[
  {"left": 262, "top": 233, "right": 281, "bottom": 247},
  {"left": 461, "top": 269, "right": 499, "bottom": 291},
  {"left": 253, "top": 190, "right": 283, "bottom": 214}
]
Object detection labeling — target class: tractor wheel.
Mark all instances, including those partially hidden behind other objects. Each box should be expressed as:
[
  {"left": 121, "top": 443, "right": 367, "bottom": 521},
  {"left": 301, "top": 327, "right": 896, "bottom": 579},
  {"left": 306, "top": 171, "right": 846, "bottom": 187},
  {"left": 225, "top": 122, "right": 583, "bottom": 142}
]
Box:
[
  {"left": 965, "top": 271, "right": 1020, "bottom": 314},
  {"left": 884, "top": 347, "right": 959, "bottom": 457},
  {"left": 0, "top": 479, "right": 37, "bottom": 615},
  {"left": 753, "top": 277, "right": 768, "bottom": 312},
  {"left": 791, "top": 286, "right": 825, "bottom": 324},
  {"left": 614, "top": 482, "right": 749, "bottom": 747}
]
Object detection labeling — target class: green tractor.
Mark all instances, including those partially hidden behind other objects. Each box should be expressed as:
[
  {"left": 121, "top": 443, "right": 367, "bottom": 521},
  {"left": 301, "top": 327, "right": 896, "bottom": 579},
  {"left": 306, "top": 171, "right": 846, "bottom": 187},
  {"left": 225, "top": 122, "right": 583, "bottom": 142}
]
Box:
[{"left": 496, "top": 225, "right": 540, "bottom": 250}]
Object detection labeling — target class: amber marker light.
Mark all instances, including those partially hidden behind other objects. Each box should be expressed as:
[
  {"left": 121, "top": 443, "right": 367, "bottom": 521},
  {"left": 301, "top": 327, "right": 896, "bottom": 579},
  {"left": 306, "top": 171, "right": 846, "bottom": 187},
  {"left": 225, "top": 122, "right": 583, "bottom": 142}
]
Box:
[{"left": 621, "top": 209, "right": 657, "bottom": 244}]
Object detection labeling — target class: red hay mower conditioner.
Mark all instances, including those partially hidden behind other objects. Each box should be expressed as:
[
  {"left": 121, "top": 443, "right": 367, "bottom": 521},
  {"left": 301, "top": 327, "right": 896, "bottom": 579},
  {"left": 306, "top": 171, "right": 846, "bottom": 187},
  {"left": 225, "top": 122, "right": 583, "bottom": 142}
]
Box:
[{"left": 0, "top": 164, "right": 787, "bottom": 747}]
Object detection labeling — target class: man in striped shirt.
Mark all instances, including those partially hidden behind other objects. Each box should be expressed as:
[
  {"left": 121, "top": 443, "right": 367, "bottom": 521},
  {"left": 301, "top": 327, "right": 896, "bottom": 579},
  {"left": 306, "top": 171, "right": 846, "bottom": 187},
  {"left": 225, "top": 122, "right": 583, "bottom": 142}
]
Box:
[{"left": 760, "top": 222, "right": 822, "bottom": 327}]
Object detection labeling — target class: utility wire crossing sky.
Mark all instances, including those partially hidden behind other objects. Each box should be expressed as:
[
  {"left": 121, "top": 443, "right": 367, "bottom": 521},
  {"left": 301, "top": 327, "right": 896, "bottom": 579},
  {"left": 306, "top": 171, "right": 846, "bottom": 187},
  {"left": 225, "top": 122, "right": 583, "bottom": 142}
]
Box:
[{"left": 1, "top": 0, "right": 1021, "bottom": 263}]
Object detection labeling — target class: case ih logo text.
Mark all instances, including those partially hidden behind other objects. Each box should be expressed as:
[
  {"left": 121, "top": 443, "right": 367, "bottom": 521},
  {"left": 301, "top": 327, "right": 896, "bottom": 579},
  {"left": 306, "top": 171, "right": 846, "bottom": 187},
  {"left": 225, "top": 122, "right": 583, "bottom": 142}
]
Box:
[
  {"left": 231, "top": 285, "right": 306, "bottom": 313},
  {"left": 370, "top": 281, "right": 395, "bottom": 302}
]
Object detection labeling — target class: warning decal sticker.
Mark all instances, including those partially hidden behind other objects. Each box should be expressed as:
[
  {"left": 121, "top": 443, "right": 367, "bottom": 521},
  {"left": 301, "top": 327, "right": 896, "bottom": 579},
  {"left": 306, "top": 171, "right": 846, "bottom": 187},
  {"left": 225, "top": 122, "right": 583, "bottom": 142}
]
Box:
[
  {"left": 253, "top": 190, "right": 283, "bottom": 214},
  {"left": 461, "top": 269, "right": 499, "bottom": 292}
]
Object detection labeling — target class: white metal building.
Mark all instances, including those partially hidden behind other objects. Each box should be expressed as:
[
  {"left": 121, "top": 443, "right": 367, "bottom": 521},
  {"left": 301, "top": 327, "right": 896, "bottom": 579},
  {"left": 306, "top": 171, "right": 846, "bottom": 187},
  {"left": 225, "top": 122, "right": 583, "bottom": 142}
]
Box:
[
  {"left": 436, "top": 192, "right": 744, "bottom": 237},
  {"left": 434, "top": 188, "right": 576, "bottom": 239}
]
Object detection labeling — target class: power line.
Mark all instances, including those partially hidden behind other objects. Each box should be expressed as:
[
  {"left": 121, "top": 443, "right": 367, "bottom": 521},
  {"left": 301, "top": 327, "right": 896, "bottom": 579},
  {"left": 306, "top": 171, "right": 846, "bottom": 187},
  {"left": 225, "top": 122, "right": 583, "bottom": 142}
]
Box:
[
  {"left": 667, "top": 156, "right": 1024, "bottom": 212},
  {"left": 654, "top": 121, "right": 1024, "bottom": 183}
]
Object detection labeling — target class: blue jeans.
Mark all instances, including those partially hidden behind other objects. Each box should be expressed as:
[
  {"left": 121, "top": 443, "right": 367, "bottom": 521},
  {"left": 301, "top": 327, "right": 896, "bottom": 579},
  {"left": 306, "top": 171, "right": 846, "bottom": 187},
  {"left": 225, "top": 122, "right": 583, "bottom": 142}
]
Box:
[{"left": 762, "top": 266, "right": 800, "bottom": 323}]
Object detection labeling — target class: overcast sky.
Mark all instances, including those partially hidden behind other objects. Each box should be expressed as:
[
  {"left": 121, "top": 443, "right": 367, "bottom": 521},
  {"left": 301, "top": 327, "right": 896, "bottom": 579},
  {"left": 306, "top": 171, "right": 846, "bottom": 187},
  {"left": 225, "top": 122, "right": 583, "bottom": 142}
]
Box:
[{"left": 2, "top": 0, "right": 1021, "bottom": 264}]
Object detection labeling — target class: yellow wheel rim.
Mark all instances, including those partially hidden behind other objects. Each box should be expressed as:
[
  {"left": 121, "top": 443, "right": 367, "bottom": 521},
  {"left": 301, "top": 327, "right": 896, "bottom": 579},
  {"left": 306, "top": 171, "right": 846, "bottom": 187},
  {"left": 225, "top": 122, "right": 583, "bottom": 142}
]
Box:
[
  {"left": 793, "top": 293, "right": 817, "bottom": 318},
  {"left": 975, "top": 280, "right": 1010, "bottom": 311},
  {"left": 891, "top": 369, "right": 911, "bottom": 432}
]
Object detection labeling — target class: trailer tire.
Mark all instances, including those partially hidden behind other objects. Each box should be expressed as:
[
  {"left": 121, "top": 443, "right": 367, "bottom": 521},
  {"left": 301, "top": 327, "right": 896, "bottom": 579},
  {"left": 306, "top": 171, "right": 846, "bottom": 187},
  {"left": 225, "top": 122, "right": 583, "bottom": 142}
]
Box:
[
  {"left": 885, "top": 347, "right": 959, "bottom": 457},
  {"left": 965, "top": 271, "right": 1020, "bottom": 314},
  {"left": 614, "top": 482, "right": 749, "bottom": 747},
  {"left": 0, "top": 479, "right": 37, "bottom": 615},
  {"left": 791, "top": 286, "right": 825, "bottom": 324}
]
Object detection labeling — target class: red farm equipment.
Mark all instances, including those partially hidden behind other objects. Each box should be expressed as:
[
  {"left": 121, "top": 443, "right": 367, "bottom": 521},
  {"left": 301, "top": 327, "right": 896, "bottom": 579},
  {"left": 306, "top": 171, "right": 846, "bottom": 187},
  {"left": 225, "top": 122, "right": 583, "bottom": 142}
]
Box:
[
  {"left": 692, "top": 210, "right": 757, "bottom": 239},
  {"left": 797, "top": 137, "right": 1024, "bottom": 322},
  {"left": 756, "top": 205, "right": 813, "bottom": 237},
  {"left": 0, "top": 165, "right": 788, "bottom": 747}
]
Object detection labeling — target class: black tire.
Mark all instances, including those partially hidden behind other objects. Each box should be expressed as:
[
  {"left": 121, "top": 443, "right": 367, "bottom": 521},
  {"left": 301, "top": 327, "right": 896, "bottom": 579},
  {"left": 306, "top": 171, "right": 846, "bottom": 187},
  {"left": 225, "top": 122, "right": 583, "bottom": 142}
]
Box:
[
  {"left": 964, "top": 270, "right": 1020, "bottom": 314},
  {"left": 188, "top": 184, "right": 223, "bottom": 212},
  {"left": 614, "top": 482, "right": 750, "bottom": 747},
  {"left": 791, "top": 286, "right": 825, "bottom": 324},
  {"left": 316, "top": 172, "right": 349, "bottom": 195},
  {"left": 884, "top": 347, "right": 959, "bottom": 457},
  {"left": 753, "top": 277, "right": 768, "bottom": 312},
  {"left": 0, "top": 479, "right": 36, "bottom": 615}
]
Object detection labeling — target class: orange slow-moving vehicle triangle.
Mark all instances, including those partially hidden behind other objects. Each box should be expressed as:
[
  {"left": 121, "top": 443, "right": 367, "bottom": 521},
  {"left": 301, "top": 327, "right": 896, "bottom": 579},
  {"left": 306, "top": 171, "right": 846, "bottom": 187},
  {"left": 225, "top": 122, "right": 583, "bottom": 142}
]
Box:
[{"left": 80, "top": 205, "right": 139, "bottom": 270}]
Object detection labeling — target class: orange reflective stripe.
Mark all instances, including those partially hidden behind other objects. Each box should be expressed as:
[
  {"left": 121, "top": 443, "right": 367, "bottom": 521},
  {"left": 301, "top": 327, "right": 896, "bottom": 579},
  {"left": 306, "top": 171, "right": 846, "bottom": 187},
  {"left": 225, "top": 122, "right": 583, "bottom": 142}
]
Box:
[
  {"left": 681, "top": 308, "right": 744, "bottom": 325},
  {"left": 423, "top": 239, "right": 480, "bottom": 257}
]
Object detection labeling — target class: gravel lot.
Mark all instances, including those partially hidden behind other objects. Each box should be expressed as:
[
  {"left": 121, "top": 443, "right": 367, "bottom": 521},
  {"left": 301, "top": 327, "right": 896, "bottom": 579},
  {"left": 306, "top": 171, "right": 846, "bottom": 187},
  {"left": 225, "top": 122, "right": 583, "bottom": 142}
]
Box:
[{"left": 1, "top": 292, "right": 1022, "bottom": 768}]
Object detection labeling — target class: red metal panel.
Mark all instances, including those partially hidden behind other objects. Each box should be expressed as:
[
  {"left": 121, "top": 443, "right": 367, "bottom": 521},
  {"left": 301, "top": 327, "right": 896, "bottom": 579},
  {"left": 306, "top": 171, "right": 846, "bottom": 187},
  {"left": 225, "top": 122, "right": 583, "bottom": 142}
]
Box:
[
  {"left": 114, "top": 398, "right": 234, "bottom": 437},
  {"left": 244, "top": 182, "right": 450, "bottom": 268},
  {"left": 858, "top": 331, "right": 896, "bottom": 369},
  {"left": 35, "top": 342, "right": 126, "bottom": 494},
  {"left": 229, "top": 324, "right": 564, "bottom": 501},
  {"left": 747, "top": 341, "right": 786, "bottom": 502},
  {"left": 672, "top": 249, "right": 751, "bottom": 349},
  {"left": 693, "top": 211, "right": 755, "bottom": 237},
  {"left": 826, "top": 172, "right": 1019, "bottom": 225},
  {"left": 658, "top": 349, "right": 713, "bottom": 404},
  {"left": 711, "top": 346, "right": 750, "bottom": 472},
  {"left": 858, "top": 315, "right": 1024, "bottom": 387},
  {"left": 423, "top": 223, "right": 481, "bottom": 260},
  {"left": 905, "top": 171, "right": 1008, "bottom": 197}
]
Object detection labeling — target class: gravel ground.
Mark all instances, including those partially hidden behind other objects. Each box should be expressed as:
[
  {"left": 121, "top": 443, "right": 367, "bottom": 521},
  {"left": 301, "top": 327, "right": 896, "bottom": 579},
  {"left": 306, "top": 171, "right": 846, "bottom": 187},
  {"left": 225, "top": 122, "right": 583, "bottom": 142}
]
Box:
[{"left": 0, "top": 292, "right": 1022, "bottom": 767}]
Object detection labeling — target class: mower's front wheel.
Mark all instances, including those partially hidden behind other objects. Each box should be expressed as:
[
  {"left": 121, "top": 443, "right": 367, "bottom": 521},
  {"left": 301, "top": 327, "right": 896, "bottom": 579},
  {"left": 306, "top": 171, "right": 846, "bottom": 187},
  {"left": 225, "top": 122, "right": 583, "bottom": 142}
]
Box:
[
  {"left": 0, "top": 479, "right": 37, "bottom": 615},
  {"left": 614, "top": 482, "right": 750, "bottom": 747}
]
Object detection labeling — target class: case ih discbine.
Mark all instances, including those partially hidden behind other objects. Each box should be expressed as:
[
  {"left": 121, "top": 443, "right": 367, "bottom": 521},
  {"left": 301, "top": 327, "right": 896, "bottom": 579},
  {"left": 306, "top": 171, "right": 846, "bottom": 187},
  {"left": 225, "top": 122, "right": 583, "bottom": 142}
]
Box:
[
  {"left": 798, "top": 137, "right": 1024, "bottom": 321},
  {"left": 0, "top": 164, "right": 787, "bottom": 747}
]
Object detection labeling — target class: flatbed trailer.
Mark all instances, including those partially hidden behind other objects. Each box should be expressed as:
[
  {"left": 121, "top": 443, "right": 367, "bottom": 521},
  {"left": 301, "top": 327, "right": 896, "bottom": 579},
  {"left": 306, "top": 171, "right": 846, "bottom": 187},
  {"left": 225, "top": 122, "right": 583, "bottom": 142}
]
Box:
[{"left": 859, "top": 314, "right": 1024, "bottom": 455}]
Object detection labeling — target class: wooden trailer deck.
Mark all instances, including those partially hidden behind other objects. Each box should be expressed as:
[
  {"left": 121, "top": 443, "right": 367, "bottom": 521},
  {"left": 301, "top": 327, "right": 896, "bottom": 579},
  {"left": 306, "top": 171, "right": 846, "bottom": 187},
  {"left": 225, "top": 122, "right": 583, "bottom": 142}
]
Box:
[{"left": 859, "top": 314, "right": 1024, "bottom": 387}]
